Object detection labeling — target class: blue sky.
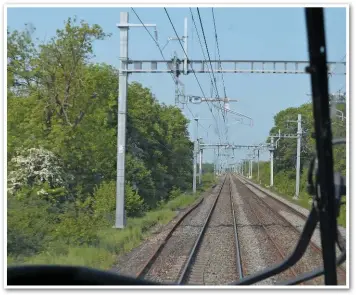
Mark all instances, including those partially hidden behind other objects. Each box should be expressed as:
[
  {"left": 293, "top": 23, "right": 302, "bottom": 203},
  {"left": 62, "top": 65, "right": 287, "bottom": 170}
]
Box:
[{"left": 7, "top": 7, "right": 346, "bottom": 163}]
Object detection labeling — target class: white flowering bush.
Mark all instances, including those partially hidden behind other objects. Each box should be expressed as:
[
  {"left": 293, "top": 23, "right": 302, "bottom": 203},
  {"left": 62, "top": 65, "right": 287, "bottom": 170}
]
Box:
[{"left": 8, "top": 147, "right": 73, "bottom": 195}]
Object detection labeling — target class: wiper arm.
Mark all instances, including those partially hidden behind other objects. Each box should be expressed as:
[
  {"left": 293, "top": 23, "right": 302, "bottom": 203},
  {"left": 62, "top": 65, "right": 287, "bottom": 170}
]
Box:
[
  {"left": 278, "top": 250, "right": 346, "bottom": 285},
  {"left": 305, "top": 7, "right": 339, "bottom": 284}
]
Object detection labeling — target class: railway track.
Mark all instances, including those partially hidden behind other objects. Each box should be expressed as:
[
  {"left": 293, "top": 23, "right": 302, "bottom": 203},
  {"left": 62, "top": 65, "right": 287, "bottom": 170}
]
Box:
[
  {"left": 229, "top": 175, "right": 301, "bottom": 285},
  {"left": 236, "top": 174, "right": 347, "bottom": 270},
  {"left": 232, "top": 174, "right": 346, "bottom": 285},
  {"left": 136, "top": 175, "right": 243, "bottom": 285},
  {"left": 237, "top": 174, "right": 346, "bottom": 250},
  {"left": 131, "top": 173, "right": 345, "bottom": 285},
  {"left": 178, "top": 174, "right": 242, "bottom": 285},
  {"left": 134, "top": 180, "right": 223, "bottom": 283}
]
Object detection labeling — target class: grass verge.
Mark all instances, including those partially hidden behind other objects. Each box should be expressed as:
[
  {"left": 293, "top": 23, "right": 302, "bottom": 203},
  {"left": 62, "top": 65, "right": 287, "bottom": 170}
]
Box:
[
  {"left": 8, "top": 174, "right": 217, "bottom": 270},
  {"left": 248, "top": 176, "right": 346, "bottom": 228}
]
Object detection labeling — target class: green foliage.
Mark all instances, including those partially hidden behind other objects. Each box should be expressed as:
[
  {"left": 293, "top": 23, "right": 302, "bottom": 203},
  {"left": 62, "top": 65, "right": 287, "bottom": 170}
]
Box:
[
  {"left": 52, "top": 198, "right": 99, "bottom": 246},
  {"left": 164, "top": 194, "right": 196, "bottom": 211},
  {"left": 92, "top": 180, "right": 116, "bottom": 226},
  {"left": 97, "top": 208, "right": 176, "bottom": 257},
  {"left": 125, "top": 153, "right": 156, "bottom": 208},
  {"left": 7, "top": 95, "right": 47, "bottom": 159},
  {"left": 7, "top": 256, "right": 17, "bottom": 266},
  {"left": 7, "top": 192, "right": 54, "bottom": 257},
  {"left": 7, "top": 18, "right": 195, "bottom": 266},
  {"left": 125, "top": 184, "right": 146, "bottom": 218},
  {"left": 268, "top": 103, "right": 315, "bottom": 174},
  {"left": 202, "top": 163, "right": 214, "bottom": 174},
  {"left": 168, "top": 186, "right": 182, "bottom": 199},
  {"left": 201, "top": 172, "right": 216, "bottom": 186},
  {"left": 338, "top": 196, "right": 346, "bottom": 228},
  {"left": 8, "top": 187, "right": 210, "bottom": 269},
  {"left": 23, "top": 247, "right": 114, "bottom": 270},
  {"left": 92, "top": 180, "right": 146, "bottom": 224},
  {"left": 252, "top": 97, "right": 346, "bottom": 227},
  {"left": 7, "top": 23, "right": 38, "bottom": 97}
]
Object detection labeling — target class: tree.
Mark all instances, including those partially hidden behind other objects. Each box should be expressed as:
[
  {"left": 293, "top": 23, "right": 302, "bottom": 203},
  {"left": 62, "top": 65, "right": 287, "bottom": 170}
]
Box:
[
  {"left": 7, "top": 18, "right": 195, "bottom": 261},
  {"left": 267, "top": 103, "right": 315, "bottom": 174},
  {"left": 35, "top": 17, "right": 111, "bottom": 129},
  {"left": 7, "top": 23, "right": 39, "bottom": 97},
  {"left": 266, "top": 97, "right": 346, "bottom": 184}
]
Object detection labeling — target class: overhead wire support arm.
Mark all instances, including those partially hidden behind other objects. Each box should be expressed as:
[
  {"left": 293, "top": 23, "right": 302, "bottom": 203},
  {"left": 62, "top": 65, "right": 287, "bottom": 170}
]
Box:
[
  {"left": 211, "top": 104, "right": 254, "bottom": 127},
  {"left": 188, "top": 96, "right": 238, "bottom": 103},
  {"left": 270, "top": 133, "right": 298, "bottom": 139},
  {"left": 200, "top": 143, "right": 263, "bottom": 150},
  {"left": 121, "top": 59, "right": 345, "bottom": 75}
]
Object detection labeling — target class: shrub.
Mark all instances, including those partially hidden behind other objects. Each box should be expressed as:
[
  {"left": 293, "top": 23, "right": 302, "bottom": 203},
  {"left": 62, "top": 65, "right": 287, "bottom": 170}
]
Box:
[
  {"left": 52, "top": 199, "right": 99, "bottom": 247},
  {"left": 93, "top": 180, "right": 146, "bottom": 224},
  {"left": 7, "top": 191, "right": 56, "bottom": 257},
  {"left": 7, "top": 147, "right": 72, "bottom": 196}
]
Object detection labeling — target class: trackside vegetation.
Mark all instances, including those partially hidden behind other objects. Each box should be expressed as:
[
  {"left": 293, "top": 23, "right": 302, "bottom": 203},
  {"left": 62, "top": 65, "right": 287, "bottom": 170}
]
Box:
[
  {"left": 250, "top": 101, "right": 346, "bottom": 227},
  {"left": 7, "top": 18, "right": 216, "bottom": 268}
]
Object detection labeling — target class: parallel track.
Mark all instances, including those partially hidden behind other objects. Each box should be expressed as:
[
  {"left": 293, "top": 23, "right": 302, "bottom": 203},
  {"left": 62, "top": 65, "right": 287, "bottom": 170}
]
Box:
[
  {"left": 234, "top": 174, "right": 346, "bottom": 285},
  {"left": 245, "top": 193, "right": 302, "bottom": 283}
]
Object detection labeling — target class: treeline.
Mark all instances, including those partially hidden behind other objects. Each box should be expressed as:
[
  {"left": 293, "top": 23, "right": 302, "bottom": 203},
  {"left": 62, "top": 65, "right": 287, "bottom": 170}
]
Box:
[
  {"left": 251, "top": 98, "right": 346, "bottom": 226},
  {"left": 7, "top": 18, "right": 195, "bottom": 262}
]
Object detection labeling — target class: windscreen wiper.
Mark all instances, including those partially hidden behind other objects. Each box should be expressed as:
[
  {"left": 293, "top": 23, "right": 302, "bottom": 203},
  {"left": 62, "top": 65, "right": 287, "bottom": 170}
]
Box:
[{"left": 304, "top": 7, "right": 339, "bottom": 285}]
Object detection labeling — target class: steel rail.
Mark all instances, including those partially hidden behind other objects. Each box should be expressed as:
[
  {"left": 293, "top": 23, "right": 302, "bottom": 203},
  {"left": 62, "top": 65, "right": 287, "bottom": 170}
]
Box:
[
  {"left": 237, "top": 175, "right": 313, "bottom": 222},
  {"left": 244, "top": 189, "right": 302, "bottom": 283},
  {"left": 235, "top": 175, "right": 346, "bottom": 283},
  {"left": 177, "top": 175, "right": 228, "bottom": 284},
  {"left": 135, "top": 191, "right": 206, "bottom": 278},
  {"left": 238, "top": 175, "right": 345, "bottom": 257},
  {"left": 229, "top": 175, "right": 244, "bottom": 279}
]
